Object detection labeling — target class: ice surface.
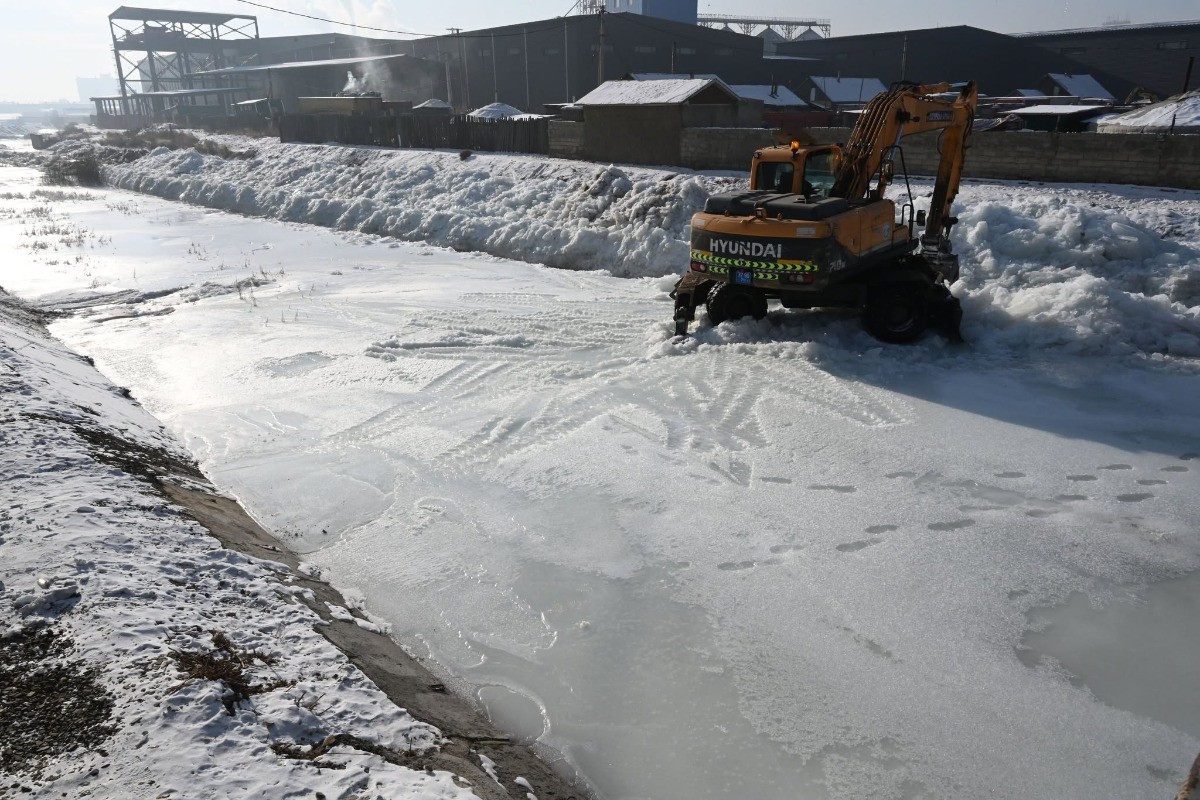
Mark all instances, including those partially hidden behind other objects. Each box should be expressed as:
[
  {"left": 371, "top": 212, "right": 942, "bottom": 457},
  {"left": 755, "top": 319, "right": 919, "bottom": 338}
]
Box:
[{"left": 3, "top": 158, "right": 1199, "bottom": 800}]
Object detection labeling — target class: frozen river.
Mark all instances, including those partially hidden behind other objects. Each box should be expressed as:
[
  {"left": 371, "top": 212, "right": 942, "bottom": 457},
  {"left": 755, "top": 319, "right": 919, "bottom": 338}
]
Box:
[{"left": 3, "top": 155, "right": 1199, "bottom": 799}]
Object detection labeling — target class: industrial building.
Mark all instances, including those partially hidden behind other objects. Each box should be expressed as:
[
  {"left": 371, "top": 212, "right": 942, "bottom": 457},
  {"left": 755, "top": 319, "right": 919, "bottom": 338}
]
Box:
[
  {"left": 1019, "top": 20, "right": 1200, "bottom": 100},
  {"left": 92, "top": 5, "right": 1198, "bottom": 130},
  {"left": 775, "top": 25, "right": 1136, "bottom": 101}
]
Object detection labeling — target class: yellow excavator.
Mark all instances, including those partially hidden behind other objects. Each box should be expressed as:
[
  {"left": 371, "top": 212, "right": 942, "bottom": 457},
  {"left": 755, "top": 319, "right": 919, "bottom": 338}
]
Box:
[{"left": 671, "top": 80, "right": 978, "bottom": 343}]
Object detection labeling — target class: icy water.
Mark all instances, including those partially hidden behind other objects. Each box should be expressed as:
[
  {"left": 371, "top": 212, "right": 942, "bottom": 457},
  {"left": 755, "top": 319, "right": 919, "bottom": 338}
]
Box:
[
  {"left": 1022, "top": 570, "right": 1200, "bottom": 740},
  {"left": 3, "top": 160, "right": 1200, "bottom": 799}
]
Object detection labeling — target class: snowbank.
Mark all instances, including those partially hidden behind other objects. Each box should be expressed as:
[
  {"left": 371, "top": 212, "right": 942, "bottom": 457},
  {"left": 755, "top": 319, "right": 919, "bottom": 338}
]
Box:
[
  {"left": 97, "top": 137, "right": 1200, "bottom": 363},
  {"left": 105, "top": 139, "right": 727, "bottom": 278}
]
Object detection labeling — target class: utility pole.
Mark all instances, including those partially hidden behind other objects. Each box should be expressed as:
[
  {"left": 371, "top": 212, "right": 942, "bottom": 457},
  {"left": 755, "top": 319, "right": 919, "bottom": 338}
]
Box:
[
  {"left": 670, "top": 41, "right": 676, "bottom": 74},
  {"left": 449, "top": 28, "right": 469, "bottom": 110},
  {"left": 491, "top": 31, "right": 498, "bottom": 102},
  {"left": 597, "top": 4, "right": 606, "bottom": 87}
]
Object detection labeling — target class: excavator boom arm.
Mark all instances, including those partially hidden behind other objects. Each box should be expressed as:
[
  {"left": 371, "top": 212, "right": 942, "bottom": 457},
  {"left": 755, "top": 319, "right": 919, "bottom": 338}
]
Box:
[{"left": 830, "top": 81, "right": 978, "bottom": 232}]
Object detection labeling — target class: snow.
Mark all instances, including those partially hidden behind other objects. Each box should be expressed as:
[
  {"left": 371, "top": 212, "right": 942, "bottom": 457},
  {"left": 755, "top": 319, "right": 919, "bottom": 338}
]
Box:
[
  {"left": 575, "top": 78, "right": 730, "bottom": 106},
  {"left": 1046, "top": 73, "right": 1115, "bottom": 101},
  {"left": 1099, "top": 90, "right": 1200, "bottom": 132},
  {"left": 0, "top": 230, "right": 482, "bottom": 796},
  {"left": 729, "top": 84, "right": 807, "bottom": 107},
  {"left": 3, "top": 137, "right": 1200, "bottom": 800},
  {"left": 466, "top": 103, "right": 526, "bottom": 120},
  {"left": 1012, "top": 104, "right": 1109, "bottom": 115},
  {"left": 92, "top": 137, "right": 1200, "bottom": 364},
  {"left": 810, "top": 76, "right": 888, "bottom": 104}
]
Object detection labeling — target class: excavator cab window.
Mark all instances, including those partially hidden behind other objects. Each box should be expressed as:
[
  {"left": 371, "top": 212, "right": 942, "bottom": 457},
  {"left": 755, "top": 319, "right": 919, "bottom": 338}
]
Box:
[
  {"left": 756, "top": 161, "right": 795, "bottom": 193},
  {"left": 802, "top": 150, "right": 836, "bottom": 198}
]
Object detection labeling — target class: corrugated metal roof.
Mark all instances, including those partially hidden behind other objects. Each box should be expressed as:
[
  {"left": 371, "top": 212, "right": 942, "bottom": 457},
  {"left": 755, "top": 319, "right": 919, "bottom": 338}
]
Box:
[
  {"left": 188, "top": 54, "right": 414, "bottom": 77},
  {"left": 729, "top": 84, "right": 806, "bottom": 107},
  {"left": 109, "top": 6, "right": 252, "bottom": 25},
  {"left": 810, "top": 76, "right": 887, "bottom": 104},
  {"left": 1011, "top": 104, "right": 1108, "bottom": 115},
  {"left": 1015, "top": 18, "right": 1200, "bottom": 37},
  {"left": 1046, "top": 73, "right": 1115, "bottom": 101},
  {"left": 575, "top": 79, "right": 732, "bottom": 106}
]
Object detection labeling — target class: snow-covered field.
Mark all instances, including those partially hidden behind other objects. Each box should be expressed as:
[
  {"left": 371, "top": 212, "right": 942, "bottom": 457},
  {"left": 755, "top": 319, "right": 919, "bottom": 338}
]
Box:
[{"left": 3, "top": 136, "right": 1200, "bottom": 800}]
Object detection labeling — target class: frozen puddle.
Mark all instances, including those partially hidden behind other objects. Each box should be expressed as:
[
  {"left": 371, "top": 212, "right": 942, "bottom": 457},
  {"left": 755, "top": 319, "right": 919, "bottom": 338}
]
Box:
[{"left": 1020, "top": 570, "right": 1200, "bottom": 740}]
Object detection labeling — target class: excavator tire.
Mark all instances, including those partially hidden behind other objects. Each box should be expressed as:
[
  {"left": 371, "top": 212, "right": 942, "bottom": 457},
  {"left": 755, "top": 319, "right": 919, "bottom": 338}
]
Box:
[
  {"left": 706, "top": 284, "right": 768, "bottom": 326},
  {"left": 862, "top": 282, "right": 929, "bottom": 344}
]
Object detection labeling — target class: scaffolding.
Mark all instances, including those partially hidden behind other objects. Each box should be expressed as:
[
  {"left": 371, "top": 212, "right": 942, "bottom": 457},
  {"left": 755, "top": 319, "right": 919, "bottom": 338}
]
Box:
[
  {"left": 109, "top": 5, "right": 261, "bottom": 111},
  {"left": 697, "top": 14, "right": 831, "bottom": 40}
]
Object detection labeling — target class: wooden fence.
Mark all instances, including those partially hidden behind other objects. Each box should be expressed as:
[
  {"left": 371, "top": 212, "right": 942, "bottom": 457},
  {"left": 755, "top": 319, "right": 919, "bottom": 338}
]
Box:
[{"left": 279, "top": 113, "right": 548, "bottom": 154}]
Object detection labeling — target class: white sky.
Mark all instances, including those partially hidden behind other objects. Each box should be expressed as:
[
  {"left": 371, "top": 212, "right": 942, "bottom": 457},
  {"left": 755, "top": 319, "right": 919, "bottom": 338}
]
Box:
[{"left": 2, "top": 0, "right": 1197, "bottom": 102}]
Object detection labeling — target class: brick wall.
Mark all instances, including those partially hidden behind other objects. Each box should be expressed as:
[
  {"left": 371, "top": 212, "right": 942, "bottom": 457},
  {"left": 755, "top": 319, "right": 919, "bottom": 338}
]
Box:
[
  {"left": 678, "top": 128, "right": 778, "bottom": 170},
  {"left": 548, "top": 120, "right": 585, "bottom": 160},
  {"left": 551, "top": 121, "right": 1200, "bottom": 188},
  {"left": 806, "top": 127, "right": 1200, "bottom": 190}
]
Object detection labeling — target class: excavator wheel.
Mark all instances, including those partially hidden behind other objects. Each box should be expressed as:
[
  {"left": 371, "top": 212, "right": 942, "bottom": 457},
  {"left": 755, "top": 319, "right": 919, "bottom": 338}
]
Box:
[
  {"left": 706, "top": 283, "right": 768, "bottom": 326},
  {"left": 862, "top": 283, "right": 929, "bottom": 344}
]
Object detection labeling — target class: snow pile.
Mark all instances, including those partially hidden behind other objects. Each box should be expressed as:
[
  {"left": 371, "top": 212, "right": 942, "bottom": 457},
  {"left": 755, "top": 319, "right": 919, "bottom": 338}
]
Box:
[
  {"left": 1098, "top": 90, "right": 1200, "bottom": 132},
  {"left": 948, "top": 189, "right": 1200, "bottom": 358},
  {"left": 0, "top": 290, "right": 480, "bottom": 799},
  {"left": 105, "top": 140, "right": 727, "bottom": 278},
  {"left": 467, "top": 102, "right": 525, "bottom": 119}
]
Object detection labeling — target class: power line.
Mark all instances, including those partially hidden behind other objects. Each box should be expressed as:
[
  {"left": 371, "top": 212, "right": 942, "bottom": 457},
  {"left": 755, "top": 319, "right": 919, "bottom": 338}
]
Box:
[
  {"left": 232, "top": 0, "right": 424, "bottom": 36},
  {"left": 232, "top": 0, "right": 586, "bottom": 42}
]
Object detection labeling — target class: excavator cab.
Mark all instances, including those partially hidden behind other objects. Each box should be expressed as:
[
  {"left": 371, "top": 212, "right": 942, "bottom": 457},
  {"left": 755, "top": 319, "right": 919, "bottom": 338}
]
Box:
[{"left": 750, "top": 145, "right": 841, "bottom": 198}]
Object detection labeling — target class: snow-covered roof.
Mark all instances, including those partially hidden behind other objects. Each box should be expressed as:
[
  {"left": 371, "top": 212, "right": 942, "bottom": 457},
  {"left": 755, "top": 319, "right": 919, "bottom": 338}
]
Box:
[
  {"left": 1012, "top": 104, "right": 1109, "bottom": 116},
  {"left": 729, "top": 84, "right": 807, "bottom": 107},
  {"left": 575, "top": 78, "right": 734, "bottom": 106},
  {"left": 1098, "top": 90, "right": 1200, "bottom": 131},
  {"left": 1016, "top": 17, "right": 1200, "bottom": 37},
  {"left": 629, "top": 72, "right": 721, "bottom": 82},
  {"left": 1046, "top": 73, "right": 1115, "bottom": 101},
  {"left": 414, "top": 98, "right": 452, "bottom": 109},
  {"left": 1015, "top": 89, "right": 1042, "bottom": 97},
  {"left": 467, "top": 102, "right": 525, "bottom": 119},
  {"left": 810, "top": 76, "right": 887, "bottom": 104}
]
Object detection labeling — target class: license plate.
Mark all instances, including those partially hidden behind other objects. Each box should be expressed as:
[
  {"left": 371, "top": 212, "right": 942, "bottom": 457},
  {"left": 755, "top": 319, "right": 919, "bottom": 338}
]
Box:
[{"left": 733, "top": 269, "right": 753, "bottom": 286}]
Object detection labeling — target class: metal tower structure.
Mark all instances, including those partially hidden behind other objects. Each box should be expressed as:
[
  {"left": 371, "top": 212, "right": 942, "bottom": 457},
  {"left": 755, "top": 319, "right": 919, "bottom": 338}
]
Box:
[
  {"left": 569, "top": 0, "right": 606, "bottom": 15},
  {"left": 109, "top": 5, "right": 261, "bottom": 98},
  {"left": 697, "top": 14, "right": 831, "bottom": 39}
]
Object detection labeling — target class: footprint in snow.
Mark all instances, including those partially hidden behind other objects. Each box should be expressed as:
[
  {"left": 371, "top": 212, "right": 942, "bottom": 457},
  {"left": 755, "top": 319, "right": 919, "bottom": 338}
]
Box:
[
  {"left": 865, "top": 524, "right": 899, "bottom": 534},
  {"left": 717, "top": 561, "right": 755, "bottom": 571},
  {"left": 1055, "top": 494, "right": 1087, "bottom": 502},
  {"left": 1137, "top": 479, "right": 1167, "bottom": 486},
  {"left": 995, "top": 471, "right": 1026, "bottom": 479},
  {"left": 768, "top": 544, "right": 804, "bottom": 554},
  {"left": 1067, "top": 475, "right": 1098, "bottom": 482},
  {"left": 808, "top": 484, "right": 857, "bottom": 493},
  {"left": 1116, "top": 493, "right": 1154, "bottom": 503},
  {"left": 885, "top": 471, "right": 918, "bottom": 479},
  {"left": 1161, "top": 465, "right": 1189, "bottom": 473},
  {"left": 928, "top": 519, "right": 975, "bottom": 532},
  {"left": 1099, "top": 464, "right": 1134, "bottom": 471},
  {"left": 837, "top": 538, "right": 883, "bottom": 552}
]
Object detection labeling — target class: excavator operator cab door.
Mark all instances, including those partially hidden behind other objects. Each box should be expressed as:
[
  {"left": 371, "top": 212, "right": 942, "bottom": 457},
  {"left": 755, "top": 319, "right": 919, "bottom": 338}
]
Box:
[{"left": 800, "top": 148, "right": 838, "bottom": 199}]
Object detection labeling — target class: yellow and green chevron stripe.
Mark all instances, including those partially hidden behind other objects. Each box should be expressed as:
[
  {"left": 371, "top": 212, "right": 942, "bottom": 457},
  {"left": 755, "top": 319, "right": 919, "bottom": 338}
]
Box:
[{"left": 690, "top": 249, "right": 820, "bottom": 276}]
